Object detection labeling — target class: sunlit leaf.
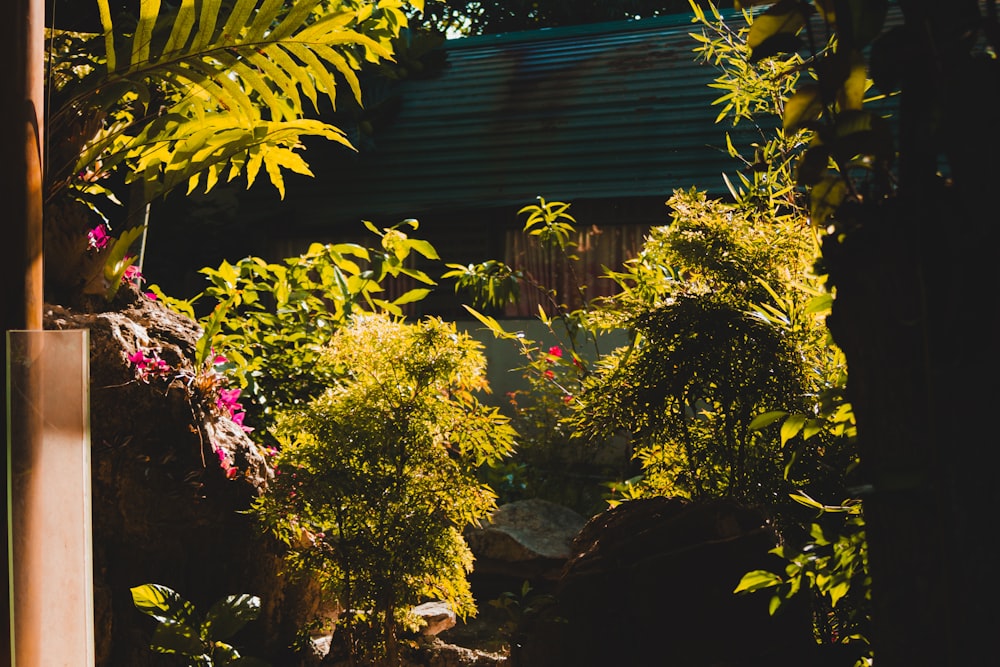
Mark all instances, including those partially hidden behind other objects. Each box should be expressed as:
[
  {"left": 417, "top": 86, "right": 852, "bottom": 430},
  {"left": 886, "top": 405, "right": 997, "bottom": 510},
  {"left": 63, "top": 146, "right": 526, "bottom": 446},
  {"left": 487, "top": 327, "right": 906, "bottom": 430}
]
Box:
[
  {"left": 747, "top": 0, "right": 808, "bottom": 52},
  {"left": 809, "top": 176, "right": 848, "bottom": 227},
  {"left": 203, "top": 594, "right": 261, "bottom": 641},
  {"left": 783, "top": 84, "right": 823, "bottom": 134},
  {"left": 750, "top": 410, "right": 789, "bottom": 430},
  {"left": 780, "top": 413, "right": 807, "bottom": 447},
  {"left": 734, "top": 569, "right": 783, "bottom": 593}
]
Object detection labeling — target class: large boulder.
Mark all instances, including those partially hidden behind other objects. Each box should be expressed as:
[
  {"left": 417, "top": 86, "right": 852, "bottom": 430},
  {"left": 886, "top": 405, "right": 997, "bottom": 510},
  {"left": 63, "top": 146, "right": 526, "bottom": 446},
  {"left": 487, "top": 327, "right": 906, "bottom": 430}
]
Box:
[
  {"left": 510, "top": 497, "right": 824, "bottom": 667},
  {"left": 45, "top": 287, "right": 330, "bottom": 666},
  {"left": 465, "top": 498, "right": 586, "bottom": 584}
]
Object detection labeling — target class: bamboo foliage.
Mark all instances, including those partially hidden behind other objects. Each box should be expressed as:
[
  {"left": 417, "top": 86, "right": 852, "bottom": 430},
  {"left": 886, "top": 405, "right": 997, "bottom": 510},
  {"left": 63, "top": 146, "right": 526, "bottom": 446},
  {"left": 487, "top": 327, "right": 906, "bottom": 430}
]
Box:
[{"left": 53, "top": 0, "right": 421, "bottom": 202}]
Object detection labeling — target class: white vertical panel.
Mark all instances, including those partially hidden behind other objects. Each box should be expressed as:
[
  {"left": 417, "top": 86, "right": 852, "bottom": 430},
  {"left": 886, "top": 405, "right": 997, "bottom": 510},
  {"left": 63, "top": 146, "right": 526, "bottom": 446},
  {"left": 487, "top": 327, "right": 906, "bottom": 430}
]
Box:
[{"left": 7, "top": 329, "right": 94, "bottom": 666}]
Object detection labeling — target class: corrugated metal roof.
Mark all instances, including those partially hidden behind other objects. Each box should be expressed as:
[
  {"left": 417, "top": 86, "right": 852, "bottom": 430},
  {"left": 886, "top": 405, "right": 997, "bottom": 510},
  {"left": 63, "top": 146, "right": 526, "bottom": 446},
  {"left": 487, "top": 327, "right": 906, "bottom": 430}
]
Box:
[{"left": 290, "top": 11, "right": 757, "bottom": 227}]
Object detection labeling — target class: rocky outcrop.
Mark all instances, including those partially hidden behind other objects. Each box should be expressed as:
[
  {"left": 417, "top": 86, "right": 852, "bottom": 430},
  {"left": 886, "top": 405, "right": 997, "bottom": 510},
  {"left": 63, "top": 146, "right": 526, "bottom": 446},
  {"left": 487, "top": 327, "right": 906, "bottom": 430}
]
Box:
[
  {"left": 413, "top": 601, "right": 459, "bottom": 636},
  {"left": 509, "top": 497, "right": 822, "bottom": 667},
  {"left": 45, "top": 287, "right": 329, "bottom": 667},
  {"left": 464, "top": 498, "right": 586, "bottom": 583}
]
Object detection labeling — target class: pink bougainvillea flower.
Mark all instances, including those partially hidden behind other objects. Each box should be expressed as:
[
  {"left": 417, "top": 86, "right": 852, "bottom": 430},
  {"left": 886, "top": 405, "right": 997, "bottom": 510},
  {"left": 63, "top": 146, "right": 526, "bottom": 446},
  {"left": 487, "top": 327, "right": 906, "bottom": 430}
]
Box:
[
  {"left": 548, "top": 346, "right": 563, "bottom": 358},
  {"left": 212, "top": 354, "right": 228, "bottom": 366},
  {"left": 144, "top": 291, "right": 157, "bottom": 300},
  {"left": 215, "top": 447, "right": 227, "bottom": 464},
  {"left": 225, "top": 467, "right": 239, "bottom": 479},
  {"left": 87, "top": 224, "right": 110, "bottom": 250},
  {"left": 128, "top": 348, "right": 172, "bottom": 382},
  {"left": 216, "top": 388, "right": 242, "bottom": 415},
  {"left": 122, "top": 263, "right": 144, "bottom": 284},
  {"left": 231, "top": 411, "right": 254, "bottom": 432}
]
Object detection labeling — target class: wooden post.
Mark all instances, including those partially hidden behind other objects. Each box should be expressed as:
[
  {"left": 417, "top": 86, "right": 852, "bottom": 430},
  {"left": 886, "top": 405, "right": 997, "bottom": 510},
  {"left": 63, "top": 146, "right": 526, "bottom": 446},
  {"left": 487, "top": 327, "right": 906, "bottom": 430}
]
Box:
[
  {"left": 2, "top": 0, "right": 45, "bottom": 662},
  {"left": 7, "top": 331, "right": 95, "bottom": 666}
]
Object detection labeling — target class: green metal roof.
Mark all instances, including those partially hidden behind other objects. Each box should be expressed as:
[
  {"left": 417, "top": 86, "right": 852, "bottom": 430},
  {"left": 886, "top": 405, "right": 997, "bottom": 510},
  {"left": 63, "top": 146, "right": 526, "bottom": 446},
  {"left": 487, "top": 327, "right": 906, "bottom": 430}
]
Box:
[{"left": 285, "top": 11, "right": 759, "bottom": 227}]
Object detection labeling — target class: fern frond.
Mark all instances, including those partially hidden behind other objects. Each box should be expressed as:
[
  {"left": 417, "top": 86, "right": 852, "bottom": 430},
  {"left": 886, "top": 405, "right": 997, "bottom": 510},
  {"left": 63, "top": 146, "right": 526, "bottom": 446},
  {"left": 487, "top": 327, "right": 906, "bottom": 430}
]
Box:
[{"left": 59, "top": 0, "right": 416, "bottom": 209}]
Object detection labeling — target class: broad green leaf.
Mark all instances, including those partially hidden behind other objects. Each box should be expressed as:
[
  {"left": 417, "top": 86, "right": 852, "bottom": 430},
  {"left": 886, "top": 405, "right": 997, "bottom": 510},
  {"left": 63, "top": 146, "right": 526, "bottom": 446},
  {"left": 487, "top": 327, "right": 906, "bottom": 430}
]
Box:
[
  {"left": 406, "top": 239, "right": 440, "bottom": 260},
  {"left": 783, "top": 84, "right": 823, "bottom": 134},
  {"left": 749, "top": 410, "right": 789, "bottom": 431},
  {"left": 393, "top": 288, "right": 432, "bottom": 305},
  {"left": 149, "top": 619, "right": 205, "bottom": 656},
  {"left": 809, "top": 176, "right": 848, "bottom": 227},
  {"left": 747, "top": 0, "right": 807, "bottom": 51},
  {"left": 780, "top": 413, "right": 807, "bottom": 447},
  {"left": 131, "top": 584, "right": 198, "bottom": 626},
  {"left": 828, "top": 579, "right": 850, "bottom": 607},
  {"left": 838, "top": 50, "right": 868, "bottom": 111},
  {"left": 734, "top": 569, "right": 783, "bottom": 593},
  {"left": 203, "top": 594, "right": 261, "bottom": 641},
  {"left": 802, "top": 418, "right": 825, "bottom": 440}
]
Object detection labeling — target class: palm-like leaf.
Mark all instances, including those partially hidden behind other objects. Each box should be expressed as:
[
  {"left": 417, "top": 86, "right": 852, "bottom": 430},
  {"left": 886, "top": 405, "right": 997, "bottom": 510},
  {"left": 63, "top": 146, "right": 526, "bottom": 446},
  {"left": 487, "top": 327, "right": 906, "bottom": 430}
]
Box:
[{"left": 53, "top": 0, "right": 421, "bottom": 203}]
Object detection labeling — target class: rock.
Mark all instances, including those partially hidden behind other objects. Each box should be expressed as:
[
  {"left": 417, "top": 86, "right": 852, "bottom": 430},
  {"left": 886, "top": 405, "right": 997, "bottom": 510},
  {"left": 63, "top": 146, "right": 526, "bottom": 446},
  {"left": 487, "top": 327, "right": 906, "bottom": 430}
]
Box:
[
  {"left": 403, "top": 638, "right": 508, "bottom": 667},
  {"left": 414, "top": 601, "right": 458, "bottom": 636},
  {"left": 44, "top": 287, "right": 330, "bottom": 666},
  {"left": 510, "top": 497, "right": 820, "bottom": 667},
  {"left": 465, "top": 498, "right": 586, "bottom": 582}
]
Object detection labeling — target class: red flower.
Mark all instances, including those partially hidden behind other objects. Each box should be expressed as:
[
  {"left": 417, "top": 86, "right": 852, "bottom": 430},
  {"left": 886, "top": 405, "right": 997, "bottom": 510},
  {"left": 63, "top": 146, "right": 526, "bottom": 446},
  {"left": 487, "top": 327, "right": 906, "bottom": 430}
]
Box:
[{"left": 548, "top": 346, "right": 563, "bottom": 358}]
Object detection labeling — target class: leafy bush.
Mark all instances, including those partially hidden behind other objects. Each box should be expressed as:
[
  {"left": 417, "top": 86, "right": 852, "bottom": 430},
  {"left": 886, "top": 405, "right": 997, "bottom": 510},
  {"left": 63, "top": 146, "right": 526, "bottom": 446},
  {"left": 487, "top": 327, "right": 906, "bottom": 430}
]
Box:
[
  {"left": 253, "top": 313, "right": 516, "bottom": 665},
  {"left": 131, "top": 583, "right": 267, "bottom": 666},
  {"left": 150, "top": 219, "right": 440, "bottom": 445}
]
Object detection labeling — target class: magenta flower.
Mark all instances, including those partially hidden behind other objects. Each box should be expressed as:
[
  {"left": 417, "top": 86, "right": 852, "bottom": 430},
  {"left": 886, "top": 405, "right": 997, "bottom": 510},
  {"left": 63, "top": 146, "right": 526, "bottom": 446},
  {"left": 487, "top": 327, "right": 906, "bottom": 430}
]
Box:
[
  {"left": 128, "top": 348, "right": 172, "bottom": 383},
  {"left": 548, "top": 346, "right": 563, "bottom": 358},
  {"left": 87, "top": 224, "right": 110, "bottom": 250},
  {"left": 122, "top": 263, "right": 144, "bottom": 284},
  {"left": 217, "top": 388, "right": 242, "bottom": 413}
]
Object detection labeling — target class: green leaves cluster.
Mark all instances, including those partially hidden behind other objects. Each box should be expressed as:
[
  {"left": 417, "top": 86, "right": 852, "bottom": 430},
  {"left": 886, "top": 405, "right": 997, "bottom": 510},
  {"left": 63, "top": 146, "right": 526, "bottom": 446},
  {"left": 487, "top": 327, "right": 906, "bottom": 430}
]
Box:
[
  {"left": 153, "top": 219, "right": 439, "bottom": 438},
  {"left": 735, "top": 494, "right": 870, "bottom": 661},
  {"left": 49, "top": 0, "right": 423, "bottom": 213},
  {"left": 729, "top": 0, "right": 895, "bottom": 228},
  {"left": 131, "top": 583, "right": 268, "bottom": 666},
  {"left": 253, "top": 313, "right": 516, "bottom": 664}
]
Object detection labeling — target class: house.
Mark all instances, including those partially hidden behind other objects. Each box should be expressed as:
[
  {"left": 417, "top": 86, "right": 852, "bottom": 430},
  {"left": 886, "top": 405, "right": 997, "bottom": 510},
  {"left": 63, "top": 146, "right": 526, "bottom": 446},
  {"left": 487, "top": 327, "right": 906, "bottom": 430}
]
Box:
[{"left": 147, "top": 10, "right": 758, "bottom": 316}]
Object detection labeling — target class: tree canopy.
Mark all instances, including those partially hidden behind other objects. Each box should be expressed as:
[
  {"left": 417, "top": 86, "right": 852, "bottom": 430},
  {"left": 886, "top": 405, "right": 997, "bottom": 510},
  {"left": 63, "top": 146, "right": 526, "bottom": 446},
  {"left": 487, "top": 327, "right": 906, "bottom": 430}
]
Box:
[{"left": 412, "top": 0, "right": 703, "bottom": 36}]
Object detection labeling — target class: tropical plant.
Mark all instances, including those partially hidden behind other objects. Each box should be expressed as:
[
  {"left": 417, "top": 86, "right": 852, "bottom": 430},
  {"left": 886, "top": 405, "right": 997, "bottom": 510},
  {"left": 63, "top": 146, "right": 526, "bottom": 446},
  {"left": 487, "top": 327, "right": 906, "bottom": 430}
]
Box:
[
  {"left": 735, "top": 493, "right": 871, "bottom": 666},
  {"left": 44, "top": 0, "right": 422, "bottom": 302},
  {"left": 686, "top": 3, "right": 870, "bottom": 660},
  {"left": 131, "top": 583, "right": 268, "bottom": 666},
  {"left": 252, "top": 313, "right": 516, "bottom": 666},
  {"left": 149, "top": 218, "right": 439, "bottom": 444}
]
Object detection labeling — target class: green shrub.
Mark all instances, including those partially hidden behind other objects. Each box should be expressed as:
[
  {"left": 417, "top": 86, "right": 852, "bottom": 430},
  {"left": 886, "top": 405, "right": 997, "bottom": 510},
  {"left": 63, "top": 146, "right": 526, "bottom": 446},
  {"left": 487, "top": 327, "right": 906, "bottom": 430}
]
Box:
[{"left": 253, "top": 313, "right": 516, "bottom": 665}]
